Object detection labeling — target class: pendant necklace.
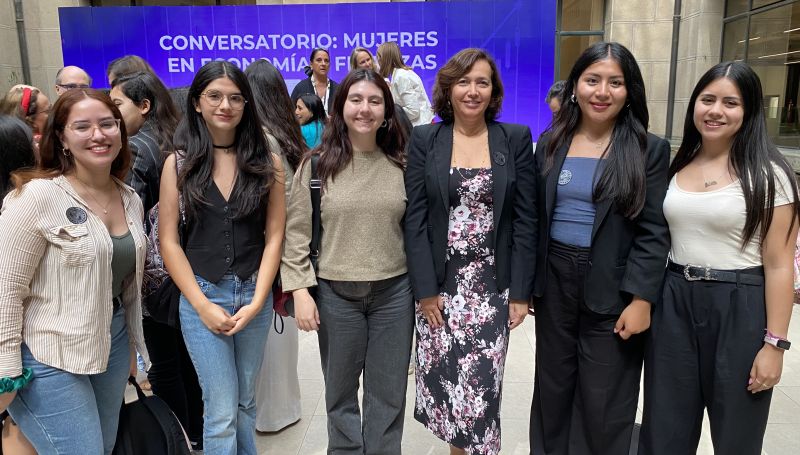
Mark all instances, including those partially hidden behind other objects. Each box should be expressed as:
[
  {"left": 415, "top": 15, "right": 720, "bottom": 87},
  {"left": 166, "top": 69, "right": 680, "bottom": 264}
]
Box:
[
  {"left": 700, "top": 163, "right": 729, "bottom": 188},
  {"left": 74, "top": 177, "right": 113, "bottom": 215}
]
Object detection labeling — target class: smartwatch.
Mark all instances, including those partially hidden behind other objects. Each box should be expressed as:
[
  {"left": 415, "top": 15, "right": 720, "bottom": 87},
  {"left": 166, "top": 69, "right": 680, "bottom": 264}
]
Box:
[{"left": 764, "top": 330, "right": 791, "bottom": 351}]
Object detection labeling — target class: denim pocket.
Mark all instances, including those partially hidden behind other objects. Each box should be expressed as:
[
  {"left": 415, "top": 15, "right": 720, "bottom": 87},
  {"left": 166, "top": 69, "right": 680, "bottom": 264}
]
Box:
[{"left": 195, "top": 275, "right": 212, "bottom": 293}]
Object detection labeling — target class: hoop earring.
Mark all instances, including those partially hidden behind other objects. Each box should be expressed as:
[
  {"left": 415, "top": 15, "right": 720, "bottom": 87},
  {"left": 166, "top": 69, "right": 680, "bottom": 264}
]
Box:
[
  {"left": 381, "top": 119, "right": 388, "bottom": 128},
  {"left": 570, "top": 93, "right": 577, "bottom": 104},
  {"left": 62, "top": 147, "right": 70, "bottom": 157}
]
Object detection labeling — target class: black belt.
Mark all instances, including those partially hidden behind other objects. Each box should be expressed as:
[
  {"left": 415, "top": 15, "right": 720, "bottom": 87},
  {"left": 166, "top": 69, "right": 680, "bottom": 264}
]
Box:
[
  {"left": 113, "top": 296, "right": 123, "bottom": 311},
  {"left": 668, "top": 261, "right": 764, "bottom": 286}
]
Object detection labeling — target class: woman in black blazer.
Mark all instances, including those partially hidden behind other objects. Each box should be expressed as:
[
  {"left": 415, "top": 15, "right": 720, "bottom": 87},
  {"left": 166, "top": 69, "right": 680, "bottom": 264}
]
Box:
[
  {"left": 404, "top": 48, "right": 536, "bottom": 455},
  {"left": 529, "top": 42, "right": 670, "bottom": 455},
  {"left": 290, "top": 48, "right": 338, "bottom": 116}
]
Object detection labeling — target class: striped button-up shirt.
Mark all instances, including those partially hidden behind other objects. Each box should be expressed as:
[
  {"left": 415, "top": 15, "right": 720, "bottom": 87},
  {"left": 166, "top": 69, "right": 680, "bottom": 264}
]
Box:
[{"left": 0, "top": 176, "right": 149, "bottom": 377}]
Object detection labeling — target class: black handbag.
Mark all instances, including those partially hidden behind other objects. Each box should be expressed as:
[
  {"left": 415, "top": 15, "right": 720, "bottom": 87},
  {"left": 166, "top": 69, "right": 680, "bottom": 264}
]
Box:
[
  {"left": 143, "top": 153, "right": 186, "bottom": 329},
  {"left": 112, "top": 377, "right": 191, "bottom": 455}
]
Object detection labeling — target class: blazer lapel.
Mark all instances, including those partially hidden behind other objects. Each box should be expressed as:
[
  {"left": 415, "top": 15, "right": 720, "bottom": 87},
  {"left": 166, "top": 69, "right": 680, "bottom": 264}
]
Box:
[
  {"left": 591, "top": 197, "right": 612, "bottom": 241},
  {"left": 545, "top": 141, "right": 569, "bottom": 221},
  {"left": 489, "top": 123, "right": 509, "bottom": 234},
  {"left": 433, "top": 122, "right": 454, "bottom": 209}
]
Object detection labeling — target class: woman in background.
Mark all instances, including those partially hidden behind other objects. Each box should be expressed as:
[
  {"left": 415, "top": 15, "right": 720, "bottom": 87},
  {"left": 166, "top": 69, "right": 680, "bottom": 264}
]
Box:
[
  {"left": 295, "top": 94, "right": 327, "bottom": 149},
  {"left": 377, "top": 41, "right": 434, "bottom": 127},
  {"left": 350, "top": 47, "right": 376, "bottom": 71},
  {"left": 245, "top": 58, "right": 305, "bottom": 433},
  {"left": 0, "top": 85, "right": 51, "bottom": 149},
  {"left": 291, "top": 48, "right": 338, "bottom": 115}
]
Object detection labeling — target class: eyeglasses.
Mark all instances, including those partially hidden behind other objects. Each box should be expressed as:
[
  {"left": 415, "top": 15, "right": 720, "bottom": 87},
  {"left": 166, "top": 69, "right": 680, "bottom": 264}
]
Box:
[
  {"left": 200, "top": 91, "right": 247, "bottom": 110},
  {"left": 65, "top": 118, "right": 121, "bottom": 138},
  {"left": 57, "top": 84, "right": 90, "bottom": 91}
]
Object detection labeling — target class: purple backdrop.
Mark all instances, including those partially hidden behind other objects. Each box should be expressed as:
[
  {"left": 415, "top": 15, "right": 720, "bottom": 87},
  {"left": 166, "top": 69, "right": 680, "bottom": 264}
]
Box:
[{"left": 59, "top": 0, "right": 556, "bottom": 136}]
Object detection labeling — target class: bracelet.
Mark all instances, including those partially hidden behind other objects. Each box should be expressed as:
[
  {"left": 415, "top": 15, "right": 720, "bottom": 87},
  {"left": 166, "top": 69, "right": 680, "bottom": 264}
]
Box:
[
  {"left": 0, "top": 368, "right": 33, "bottom": 394},
  {"left": 766, "top": 329, "right": 788, "bottom": 341}
]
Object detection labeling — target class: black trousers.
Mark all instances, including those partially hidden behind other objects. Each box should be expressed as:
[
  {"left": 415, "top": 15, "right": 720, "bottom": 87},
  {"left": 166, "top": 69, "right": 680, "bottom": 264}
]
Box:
[
  {"left": 638, "top": 267, "right": 772, "bottom": 455},
  {"left": 142, "top": 316, "right": 204, "bottom": 444},
  {"left": 530, "top": 241, "right": 644, "bottom": 455}
]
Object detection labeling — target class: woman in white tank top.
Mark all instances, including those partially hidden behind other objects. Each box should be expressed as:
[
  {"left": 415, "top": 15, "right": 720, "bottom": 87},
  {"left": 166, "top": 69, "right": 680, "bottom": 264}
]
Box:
[{"left": 639, "top": 61, "right": 800, "bottom": 455}]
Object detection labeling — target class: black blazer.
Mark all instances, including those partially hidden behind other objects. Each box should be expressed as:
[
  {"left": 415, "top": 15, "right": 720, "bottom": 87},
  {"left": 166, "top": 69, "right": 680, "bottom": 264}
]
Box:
[
  {"left": 532, "top": 132, "right": 671, "bottom": 315},
  {"left": 404, "top": 122, "right": 537, "bottom": 302},
  {"left": 290, "top": 77, "right": 338, "bottom": 114}
]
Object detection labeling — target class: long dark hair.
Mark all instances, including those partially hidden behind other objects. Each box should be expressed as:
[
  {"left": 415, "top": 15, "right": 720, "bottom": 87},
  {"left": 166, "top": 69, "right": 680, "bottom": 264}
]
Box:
[
  {"left": 545, "top": 42, "right": 649, "bottom": 219},
  {"left": 112, "top": 71, "right": 180, "bottom": 154},
  {"left": 245, "top": 59, "right": 306, "bottom": 171},
  {"left": 14, "top": 89, "right": 131, "bottom": 189},
  {"left": 0, "top": 115, "right": 35, "bottom": 197},
  {"left": 174, "top": 61, "right": 275, "bottom": 218},
  {"left": 672, "top": 61, "right": 800, "bottom": 246},
  {"left": 314, "top": 69, "right": 406, "bottom": 185},
  {"left": 297, "top": 94, "right": 327, "bottom": 126}
]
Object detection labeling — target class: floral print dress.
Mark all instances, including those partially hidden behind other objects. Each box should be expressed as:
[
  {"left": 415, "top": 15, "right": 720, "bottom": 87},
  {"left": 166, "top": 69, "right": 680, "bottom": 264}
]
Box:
[{"left": 414, "top": 167, "right": 510, "bottom": 455}]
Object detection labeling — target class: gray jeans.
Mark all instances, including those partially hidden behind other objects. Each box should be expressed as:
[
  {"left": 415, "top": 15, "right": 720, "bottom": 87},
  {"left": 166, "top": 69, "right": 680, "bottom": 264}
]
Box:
[{"left": 316, "top": 274, "right": 414, "bottom": 455}]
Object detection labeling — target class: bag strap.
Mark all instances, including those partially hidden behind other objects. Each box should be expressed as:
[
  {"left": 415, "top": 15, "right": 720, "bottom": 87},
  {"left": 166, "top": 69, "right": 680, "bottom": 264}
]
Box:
[
  {"left": 175, "top": 152, "right": 187, "bottom": 249},
  {"left": 309, "top": 154, "right": 321, "bottom": 266}
]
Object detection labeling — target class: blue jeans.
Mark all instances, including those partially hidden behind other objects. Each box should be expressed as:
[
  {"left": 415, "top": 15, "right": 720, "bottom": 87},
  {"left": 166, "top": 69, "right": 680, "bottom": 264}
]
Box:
[
  {"left": 8, "top": 307, "right": 130, "bottom": 455},
  {"left": 180, "top": 272, "right": 271, "bottom": 455},
  {"left": 316, "top": 274, "right": 414, "bottom": 455}
]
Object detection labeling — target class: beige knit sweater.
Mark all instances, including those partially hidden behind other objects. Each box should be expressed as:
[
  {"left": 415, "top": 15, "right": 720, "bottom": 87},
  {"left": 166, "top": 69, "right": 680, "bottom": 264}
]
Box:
[{"left": 280, "top": 150, "right": 407, "bottom": 291}]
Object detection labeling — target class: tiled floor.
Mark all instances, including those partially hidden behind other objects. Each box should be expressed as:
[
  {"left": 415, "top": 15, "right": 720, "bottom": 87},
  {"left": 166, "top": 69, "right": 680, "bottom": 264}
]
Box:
[{"left": 165, "top": 305, "right": 800, "bottom": 454}]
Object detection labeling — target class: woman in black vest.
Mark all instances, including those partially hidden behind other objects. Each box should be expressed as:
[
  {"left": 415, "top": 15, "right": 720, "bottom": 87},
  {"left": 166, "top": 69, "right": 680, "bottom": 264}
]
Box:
[
  {"left": 159, "top": 61, "right": 285, "bottom": 454},
  {"left": 291, "top": 48, "right": 338, "bottom": 116}
]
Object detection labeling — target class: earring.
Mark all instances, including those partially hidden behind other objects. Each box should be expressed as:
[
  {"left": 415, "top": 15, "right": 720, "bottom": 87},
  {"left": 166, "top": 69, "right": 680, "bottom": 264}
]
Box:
[
  {"left": 62, "top": 147, "right": 70, "bottom": 157},
  {"left": 380, "top": 119, "right": 388, "bottom": 128},
  {"left": 570, "top": 93, "right": 577, "bottom": 104}
]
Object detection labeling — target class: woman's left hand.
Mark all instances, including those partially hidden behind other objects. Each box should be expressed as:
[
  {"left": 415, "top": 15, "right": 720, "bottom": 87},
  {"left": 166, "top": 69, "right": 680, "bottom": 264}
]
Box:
[
  {"left": 225, "top": 303, "right": 264, "bottom": 336},
  {"left": 748, "top": 344, "right": 785, "bottom": 393},
  {"left": 508, "top": 299, "right": 528, "bottom": 330},
  {"left": 128, "top": 348, "right": 137, "bottom": 378},
  {"left": 614, "top": 297, "right": 651, "bottom": 340}
]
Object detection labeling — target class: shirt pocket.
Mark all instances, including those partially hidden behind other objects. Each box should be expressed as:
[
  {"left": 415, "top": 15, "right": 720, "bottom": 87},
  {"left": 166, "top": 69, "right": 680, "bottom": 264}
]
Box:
[{"left": 49, "top": 224, "right": 94, "bottom": 267}]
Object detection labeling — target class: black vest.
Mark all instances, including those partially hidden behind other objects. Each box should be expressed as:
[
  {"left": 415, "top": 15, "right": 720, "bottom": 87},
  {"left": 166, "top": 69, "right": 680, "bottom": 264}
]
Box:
[{"left": 184, "top": 182, "right": 267, "bottom": 283}]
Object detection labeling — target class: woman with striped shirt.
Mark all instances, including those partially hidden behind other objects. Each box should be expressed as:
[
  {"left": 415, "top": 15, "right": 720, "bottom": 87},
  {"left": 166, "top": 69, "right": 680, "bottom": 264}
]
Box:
[{"left": 0, "top": 88, "right": 148, "bottom": 454}]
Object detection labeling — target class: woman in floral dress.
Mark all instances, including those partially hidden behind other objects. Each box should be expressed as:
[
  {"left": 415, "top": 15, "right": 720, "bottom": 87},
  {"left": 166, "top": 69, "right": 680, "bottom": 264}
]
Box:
[{"left": 404, "top": 48, "right": 537, "bottom": 455}]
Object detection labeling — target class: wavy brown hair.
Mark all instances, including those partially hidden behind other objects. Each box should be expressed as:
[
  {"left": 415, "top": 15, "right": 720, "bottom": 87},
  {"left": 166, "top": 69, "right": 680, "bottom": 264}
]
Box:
[
  {"left": 377, "top": 42, "right": 409, "bottom": 79},
  {"left": 13, "top": 89, "right": 130, "bottom": 189},
  {"left": 312, "top": 69, "right": 406, "bottom": 186},
  {"left": 432, "top": 48, "right": 504, "bottom": 123}
]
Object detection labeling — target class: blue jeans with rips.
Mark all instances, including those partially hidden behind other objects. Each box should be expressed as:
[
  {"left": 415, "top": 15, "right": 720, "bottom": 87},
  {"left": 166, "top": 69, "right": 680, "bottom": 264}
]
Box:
[
  {"left": 179, "top": 271, "right": 271, "bottom": 455},
  {"left": 9, "top": 306, "right": 130, "bottom": 455}
]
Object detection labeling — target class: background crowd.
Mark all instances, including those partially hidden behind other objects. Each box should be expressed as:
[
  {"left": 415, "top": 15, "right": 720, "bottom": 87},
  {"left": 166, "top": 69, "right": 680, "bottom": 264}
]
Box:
[{"left": 0, "top": 39, "right": 795, "bottom": 455}]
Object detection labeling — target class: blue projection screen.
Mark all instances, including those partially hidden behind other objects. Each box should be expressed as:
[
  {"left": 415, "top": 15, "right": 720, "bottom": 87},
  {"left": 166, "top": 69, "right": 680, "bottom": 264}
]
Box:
[{"left": 59, "top": 0, "right": 556, "bottom": 135}]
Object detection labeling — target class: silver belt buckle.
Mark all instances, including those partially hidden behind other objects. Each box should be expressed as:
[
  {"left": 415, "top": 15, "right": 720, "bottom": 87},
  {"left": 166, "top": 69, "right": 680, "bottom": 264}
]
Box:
[{"left": 684, "top": 264, "right": 711, "bottom": 281}]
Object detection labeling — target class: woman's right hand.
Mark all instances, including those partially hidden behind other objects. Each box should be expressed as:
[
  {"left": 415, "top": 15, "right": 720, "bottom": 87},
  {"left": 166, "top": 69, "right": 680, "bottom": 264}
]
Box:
[
  {"left": 197, "top": 301, "right": 235, "bottom": 334},
  {"left": 0, "top": 391, "right": 17, "bottom": 414},
  {"left": 293, "top": 289, "right": 320, "bottom": 332},
  {"left": 420, "top": 295, "right": 444, "bottom": 328}
]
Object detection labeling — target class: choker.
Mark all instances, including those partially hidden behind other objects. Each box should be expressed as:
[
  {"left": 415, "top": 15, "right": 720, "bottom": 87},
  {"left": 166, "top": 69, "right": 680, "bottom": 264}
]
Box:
[{"left": 213, "top": 143, "right": 235, "bottom": 150}]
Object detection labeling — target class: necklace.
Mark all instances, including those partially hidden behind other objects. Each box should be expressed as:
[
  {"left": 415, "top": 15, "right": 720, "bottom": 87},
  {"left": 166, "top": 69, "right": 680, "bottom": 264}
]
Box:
[
  {"left": 213, "top": 143, "right": 235, "bottom": 152},
  {"left": 74, "top": 177, "right": 114, "bottom": 214},
  {"left": 581, "top": 132, "right": 611, "bottom": 151},
  {"left": 450, "top": 128, "right": 489, "bottom": 175},
  {"left": 700, "top": 163, "right": 729, "bottom": 188}
]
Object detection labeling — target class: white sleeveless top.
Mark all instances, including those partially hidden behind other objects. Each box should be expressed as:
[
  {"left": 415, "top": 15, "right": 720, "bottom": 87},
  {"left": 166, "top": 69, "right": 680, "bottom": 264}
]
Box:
[{"left": 663, "top": 165, "right": 794, "bottom": 269}]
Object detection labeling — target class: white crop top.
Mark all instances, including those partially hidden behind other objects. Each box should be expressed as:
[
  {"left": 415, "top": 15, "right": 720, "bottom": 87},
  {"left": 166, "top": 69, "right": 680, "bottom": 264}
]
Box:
[{"left": 663, "top": 165, "right": 795, "bottom": 269}]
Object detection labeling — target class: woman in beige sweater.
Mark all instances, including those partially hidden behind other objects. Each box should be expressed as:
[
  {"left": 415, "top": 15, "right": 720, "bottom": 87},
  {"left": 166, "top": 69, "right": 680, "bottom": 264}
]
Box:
[{"left": 281, "top": 69, "right": 411, "bottom": 454}]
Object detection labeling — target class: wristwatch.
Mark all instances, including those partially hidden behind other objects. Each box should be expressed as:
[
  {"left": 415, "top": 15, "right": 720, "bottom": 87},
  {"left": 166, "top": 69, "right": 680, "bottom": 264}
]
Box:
[{"left": 764, "top": 330, "right": 791, "bottom": 351}]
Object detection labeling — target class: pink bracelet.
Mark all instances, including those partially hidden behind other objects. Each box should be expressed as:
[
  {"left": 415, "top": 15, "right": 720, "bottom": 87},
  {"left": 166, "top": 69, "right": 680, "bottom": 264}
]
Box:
[{"left": 765, "top": 329, "right": 788, "bottom": 341}]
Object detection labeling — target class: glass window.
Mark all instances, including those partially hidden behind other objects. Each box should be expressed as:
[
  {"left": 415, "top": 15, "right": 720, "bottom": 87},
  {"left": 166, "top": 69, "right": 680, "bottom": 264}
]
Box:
[
  {"left": 558, "top": 35, "right": 603, "bottom": 79},
  {"left": 753, "top": 1, "right": 784, "bottom": 10},
  {"left": 726, "top": 0, "right": 750, "bottom": 17},
  {"left": 722, "top": 18, "right": 748, "bottom": 61},
  {"left": 745, "top": 3, "right": 800, "bottom": 148},
  {"left": 561, "top": 0, "right": 604, "bottom": 31}
]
